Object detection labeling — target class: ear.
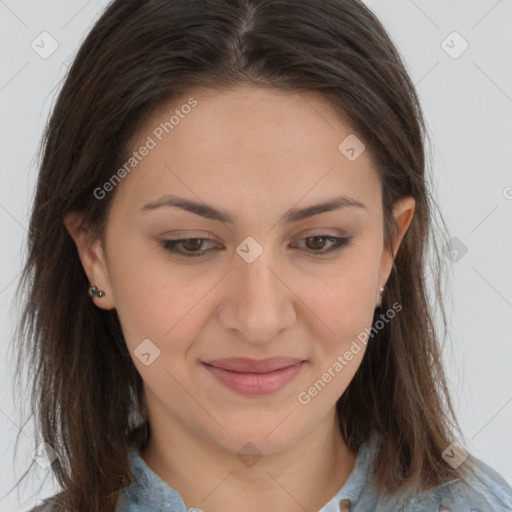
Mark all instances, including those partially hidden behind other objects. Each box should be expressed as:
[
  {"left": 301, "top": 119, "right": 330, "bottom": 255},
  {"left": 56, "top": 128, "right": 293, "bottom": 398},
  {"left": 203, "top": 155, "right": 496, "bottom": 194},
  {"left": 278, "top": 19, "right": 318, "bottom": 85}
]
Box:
[
  {"left": 63, "top": 212, "right": 115, "bottom": 310},
  {"left": 378, "top": 196, "right": 416, "bottom": 290}
]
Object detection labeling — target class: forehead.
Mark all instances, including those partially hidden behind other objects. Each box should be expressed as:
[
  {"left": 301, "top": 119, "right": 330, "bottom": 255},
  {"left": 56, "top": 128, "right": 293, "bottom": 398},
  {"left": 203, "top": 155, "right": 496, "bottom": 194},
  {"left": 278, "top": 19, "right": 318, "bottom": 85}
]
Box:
[{"left": 113, "top": 86, "right": 381, "bottom": 220}]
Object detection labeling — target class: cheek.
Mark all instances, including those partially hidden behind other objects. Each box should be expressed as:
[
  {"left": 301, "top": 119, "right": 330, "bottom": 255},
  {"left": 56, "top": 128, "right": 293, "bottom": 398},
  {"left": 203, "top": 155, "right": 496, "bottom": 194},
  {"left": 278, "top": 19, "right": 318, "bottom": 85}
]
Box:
[
  {"left": 104, "top": 236, "right": 203, "bottom": 351},
  {"left": 112, "top": 270, "right": 207, "bottom": 354},
  {"left": 111, "top": 269, "right": 207, "bottom": 392},
  {"left": 299, "top": 246, "right": 382, "bottom": 383},
  {"left": 304, "top": 251, "right": 380, "bottom": 333}
]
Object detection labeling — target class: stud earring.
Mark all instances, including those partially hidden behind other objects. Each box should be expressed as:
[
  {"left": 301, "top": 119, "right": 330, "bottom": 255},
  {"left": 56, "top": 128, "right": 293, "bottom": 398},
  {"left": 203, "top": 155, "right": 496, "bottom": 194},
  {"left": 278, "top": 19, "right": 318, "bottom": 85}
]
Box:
[
  {"left": 376, "top": 286, "right": 385, "bottom": 308},
  {"left": 88, "top": 285, "right": 105, "bottom": 298}
]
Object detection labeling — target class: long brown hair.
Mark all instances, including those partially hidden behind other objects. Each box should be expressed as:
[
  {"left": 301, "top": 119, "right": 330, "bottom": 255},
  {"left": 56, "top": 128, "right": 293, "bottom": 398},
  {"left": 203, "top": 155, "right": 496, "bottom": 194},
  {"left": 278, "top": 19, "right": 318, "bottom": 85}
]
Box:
[{"left": 12, "top": 0, "right": 474, "bottom": 510}]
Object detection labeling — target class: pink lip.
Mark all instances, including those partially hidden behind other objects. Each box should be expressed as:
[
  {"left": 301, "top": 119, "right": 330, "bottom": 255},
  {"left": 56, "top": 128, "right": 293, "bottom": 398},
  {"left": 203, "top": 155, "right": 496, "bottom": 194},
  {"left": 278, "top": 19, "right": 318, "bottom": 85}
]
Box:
[{"left": 202, "top": 357, "right": 305, "bottom": 396}]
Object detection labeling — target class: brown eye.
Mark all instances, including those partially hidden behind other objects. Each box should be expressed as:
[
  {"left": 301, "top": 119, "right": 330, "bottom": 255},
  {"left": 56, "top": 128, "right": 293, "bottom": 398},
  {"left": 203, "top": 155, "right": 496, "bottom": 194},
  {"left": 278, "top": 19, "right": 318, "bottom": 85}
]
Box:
[
  {"left": 304, "top": 236, "right": 329, "bottom": 251},
  {"left": 161, "top": 236, "right": 219, "bottom": 257},
  {"left": 161, "top": 234, "right": 353, "bottom": 259},
  {"left": 180, "top": 238, "right": 204, "bottom": 252},
  {"left": 294, "top": 234, "right": 353, "bottom": 255}
]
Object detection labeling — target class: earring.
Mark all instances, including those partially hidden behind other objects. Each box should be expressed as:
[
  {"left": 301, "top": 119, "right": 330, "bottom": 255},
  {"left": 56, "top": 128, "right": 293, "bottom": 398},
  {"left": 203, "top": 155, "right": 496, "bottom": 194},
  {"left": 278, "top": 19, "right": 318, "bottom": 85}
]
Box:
[
  {"left": 88, "top": 285, "right": 105, "bottom": 298},
  {"left": 376, "top": 286, "right": 385, "bottom": 308}
]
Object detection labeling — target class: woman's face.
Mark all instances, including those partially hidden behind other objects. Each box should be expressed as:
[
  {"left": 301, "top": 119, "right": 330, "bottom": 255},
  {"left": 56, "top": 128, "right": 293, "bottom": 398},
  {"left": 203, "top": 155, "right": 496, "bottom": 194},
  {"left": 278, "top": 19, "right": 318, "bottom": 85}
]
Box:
[{"left": 67, "top": 86, "right": 414, "bottom": 455}]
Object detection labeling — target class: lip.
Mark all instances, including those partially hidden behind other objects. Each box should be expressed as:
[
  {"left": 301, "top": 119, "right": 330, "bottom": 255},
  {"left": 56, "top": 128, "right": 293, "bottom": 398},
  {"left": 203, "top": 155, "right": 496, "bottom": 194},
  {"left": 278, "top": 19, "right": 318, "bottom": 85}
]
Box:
[
  {"left": 202, "top": 357, "right": 305, "bottom": 396},
  {"left": 203, "top": 357, "right": 304, "bottom": 373}
]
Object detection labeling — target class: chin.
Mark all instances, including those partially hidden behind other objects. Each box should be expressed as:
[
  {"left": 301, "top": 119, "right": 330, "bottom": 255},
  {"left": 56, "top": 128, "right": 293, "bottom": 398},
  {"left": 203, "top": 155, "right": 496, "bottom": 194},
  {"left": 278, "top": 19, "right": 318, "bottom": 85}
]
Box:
[{"left": 204, "top": 420, "right": 303, "bottom": 457}]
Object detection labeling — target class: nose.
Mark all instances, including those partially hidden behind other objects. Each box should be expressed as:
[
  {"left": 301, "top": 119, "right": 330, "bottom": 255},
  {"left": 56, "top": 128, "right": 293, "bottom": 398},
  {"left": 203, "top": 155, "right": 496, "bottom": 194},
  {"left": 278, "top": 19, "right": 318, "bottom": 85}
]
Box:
[{"left": 216, "top": 252, "right": 297, "bottom": 345}]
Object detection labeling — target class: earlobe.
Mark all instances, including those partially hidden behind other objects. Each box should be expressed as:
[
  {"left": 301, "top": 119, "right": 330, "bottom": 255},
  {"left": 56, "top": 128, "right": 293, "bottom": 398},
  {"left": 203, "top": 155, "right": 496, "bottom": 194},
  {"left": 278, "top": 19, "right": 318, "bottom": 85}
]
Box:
[{"left": 63, "top": 212, "right": 115, "bottom": 310}]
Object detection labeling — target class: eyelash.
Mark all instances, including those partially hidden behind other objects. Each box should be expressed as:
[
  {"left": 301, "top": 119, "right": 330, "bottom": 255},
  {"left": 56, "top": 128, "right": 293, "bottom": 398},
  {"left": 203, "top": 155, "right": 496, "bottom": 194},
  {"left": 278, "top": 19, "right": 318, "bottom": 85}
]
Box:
[{"left": 160, "top": 234, "right": 353, "bottom": 258}]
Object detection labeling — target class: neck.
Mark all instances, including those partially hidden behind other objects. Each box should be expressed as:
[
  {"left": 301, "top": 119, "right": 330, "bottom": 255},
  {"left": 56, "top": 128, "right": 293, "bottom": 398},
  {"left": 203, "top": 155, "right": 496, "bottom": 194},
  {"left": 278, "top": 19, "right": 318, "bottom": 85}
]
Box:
[{"left": 140, "top": 407, "right": 358, "bottom": 512}]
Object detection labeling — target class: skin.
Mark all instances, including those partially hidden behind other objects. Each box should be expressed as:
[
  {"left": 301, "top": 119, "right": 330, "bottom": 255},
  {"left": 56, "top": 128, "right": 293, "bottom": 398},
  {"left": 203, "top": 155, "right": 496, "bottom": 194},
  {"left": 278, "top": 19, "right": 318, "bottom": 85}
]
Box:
[{"left": 65, "top": 85, "right": 415, "bottom": 512}]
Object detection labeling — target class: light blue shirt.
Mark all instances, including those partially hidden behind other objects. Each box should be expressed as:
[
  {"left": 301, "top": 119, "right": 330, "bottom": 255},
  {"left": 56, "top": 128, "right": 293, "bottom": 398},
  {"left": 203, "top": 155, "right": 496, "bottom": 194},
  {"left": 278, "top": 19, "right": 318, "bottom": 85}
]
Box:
[{"left": 31, "top": 434, "right": 512, "bottom": 511}]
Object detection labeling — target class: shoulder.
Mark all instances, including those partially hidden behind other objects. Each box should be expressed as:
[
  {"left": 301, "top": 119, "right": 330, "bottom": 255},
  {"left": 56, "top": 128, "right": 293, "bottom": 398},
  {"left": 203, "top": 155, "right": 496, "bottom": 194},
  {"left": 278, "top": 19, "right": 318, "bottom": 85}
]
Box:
[{"left": 408, "top": 454, "right": 512, "bottom": 511}]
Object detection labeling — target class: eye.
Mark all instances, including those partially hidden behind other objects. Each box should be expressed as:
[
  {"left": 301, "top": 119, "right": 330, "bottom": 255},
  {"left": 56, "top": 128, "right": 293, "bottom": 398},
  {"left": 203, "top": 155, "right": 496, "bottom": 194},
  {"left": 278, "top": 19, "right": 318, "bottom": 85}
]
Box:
[
  {"left": 160, "top": 233, "right": 353, "bottom": 258},
  {"left": 291, "top": 234, "right": 353, "bottom": 255},
  {"left": 160, "top": 236, "right": 219, "bottom": 258}
]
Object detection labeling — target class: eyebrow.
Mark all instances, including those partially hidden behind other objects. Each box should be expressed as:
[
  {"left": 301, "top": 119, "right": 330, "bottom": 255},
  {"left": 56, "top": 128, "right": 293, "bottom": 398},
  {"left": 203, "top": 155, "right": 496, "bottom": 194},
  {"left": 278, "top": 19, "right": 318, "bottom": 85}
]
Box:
[{"left": 140, "top": 194, "right": 366, "bottom": 224}]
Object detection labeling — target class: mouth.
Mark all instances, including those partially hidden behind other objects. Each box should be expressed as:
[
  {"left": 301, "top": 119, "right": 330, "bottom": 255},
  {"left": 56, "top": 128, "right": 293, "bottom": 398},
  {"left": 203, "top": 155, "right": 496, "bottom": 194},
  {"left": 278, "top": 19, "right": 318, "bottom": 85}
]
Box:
[{"left": 202, "top": 357, "right": 306, "bottom": 396}]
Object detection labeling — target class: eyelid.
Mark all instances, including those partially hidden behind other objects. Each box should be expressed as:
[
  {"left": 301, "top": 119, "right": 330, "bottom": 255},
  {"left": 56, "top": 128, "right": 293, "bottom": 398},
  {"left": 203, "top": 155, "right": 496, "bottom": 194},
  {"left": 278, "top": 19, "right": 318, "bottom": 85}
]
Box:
[
  {"left": 159, "top": 230, "right": 353, "bottom": 258},
  {"left": 160, "top": 228, "right": 348, "bottom": 241}
]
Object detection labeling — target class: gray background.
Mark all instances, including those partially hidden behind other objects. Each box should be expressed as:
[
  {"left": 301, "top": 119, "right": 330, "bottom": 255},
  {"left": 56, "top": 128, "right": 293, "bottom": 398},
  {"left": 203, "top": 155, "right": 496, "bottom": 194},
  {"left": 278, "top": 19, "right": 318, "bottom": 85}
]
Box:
[{"left": 0, "top": 1, "right": 511, "bottom": 510}]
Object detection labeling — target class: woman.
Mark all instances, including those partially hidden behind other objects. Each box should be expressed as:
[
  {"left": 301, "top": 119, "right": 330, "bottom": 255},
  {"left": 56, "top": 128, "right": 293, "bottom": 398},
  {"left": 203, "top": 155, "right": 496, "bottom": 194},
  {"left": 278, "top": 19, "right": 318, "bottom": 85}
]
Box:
[{"left": 15, "top": 0, "right": 512, "bottom": 511}]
